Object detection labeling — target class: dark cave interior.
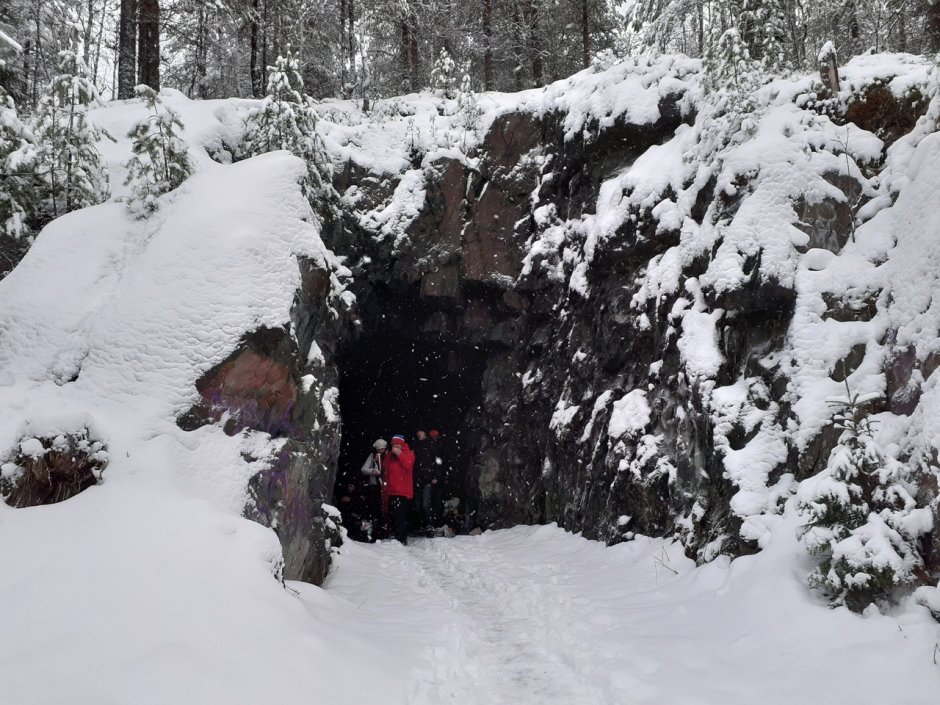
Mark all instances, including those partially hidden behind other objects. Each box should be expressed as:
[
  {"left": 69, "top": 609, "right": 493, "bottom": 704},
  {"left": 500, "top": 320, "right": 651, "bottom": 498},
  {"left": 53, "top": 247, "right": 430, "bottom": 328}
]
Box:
[{"left": 333, "top": 282, "right": 489, "bottom": 506}]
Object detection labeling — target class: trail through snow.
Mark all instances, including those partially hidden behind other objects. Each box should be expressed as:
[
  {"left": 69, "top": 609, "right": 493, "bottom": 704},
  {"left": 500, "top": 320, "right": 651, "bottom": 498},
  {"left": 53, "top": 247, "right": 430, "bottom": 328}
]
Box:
[
  {"left": 405, "top": 537, "right": 609, "bottom": 705},
  {"left": 315, "top": 525, "right": 940, "bottom": 705}
]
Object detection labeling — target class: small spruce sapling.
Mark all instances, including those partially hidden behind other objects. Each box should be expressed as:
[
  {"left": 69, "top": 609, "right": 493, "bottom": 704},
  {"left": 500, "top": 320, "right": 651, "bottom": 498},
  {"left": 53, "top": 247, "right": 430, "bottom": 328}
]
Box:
[
  {"left": 123, "top": 86, "right": 193, "bottom": 217},
  {"left": 243, "top": 50, "right": 332, "bottom": 198},
  {"left": 33, "top": 38, "right": 112, "bottom": 221},
  {"left": 796, "top": 382, "right": 929, "bottom": 611},
  {"left": 431, "top": 48, "right": 458, "bottom": 99},
  {"left": 454, "top": 73, "right": 481, "bottom": 153},
  {"left": 738, "top": 0, "right": 792, "bottom": 75},
  {"left": 0, "top": 84, "right": 38, "bottom": 239},
  {"left": 699, "top": 26, "right": 764, "bottom": 160}
]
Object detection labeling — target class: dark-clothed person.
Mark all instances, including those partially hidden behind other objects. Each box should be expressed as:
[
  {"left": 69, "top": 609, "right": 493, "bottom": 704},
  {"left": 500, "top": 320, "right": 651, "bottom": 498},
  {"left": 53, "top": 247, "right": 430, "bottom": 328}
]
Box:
[
  {"left": 337, "top": 481, "right": 371, "bottom": 542},
  {"left": 413, "top": 430, "right": 437, "bottom": 529},
  {"left": 382, "top": 435, "right": 415, "bottom": 545}
]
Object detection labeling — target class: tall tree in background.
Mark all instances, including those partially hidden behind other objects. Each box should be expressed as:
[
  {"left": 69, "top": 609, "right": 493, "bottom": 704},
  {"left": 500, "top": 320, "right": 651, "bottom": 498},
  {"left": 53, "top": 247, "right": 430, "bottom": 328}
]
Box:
[
  {"left": 929, "top": 0, "right": 940, "bottom": 52},
  {"left": 5, "top": 0, "right": 940, "bottom": 107},
  {"left": 117, "top": 0, "right": 137, "bottom": 98},
  {"left": 525, "top": 0, "right": 544, "bottom": 87},
  {"left": 249, "top": 0, "right": 262, "bottom": 96},
  {"left": 482, "top": 0, "right": 493, "bottom": 89},
  {"left": 581, "top": 0, "right": 590, "bottom": 68},
  {"left": 138, "top": 0, "right": 159, "bottom": 90},
  {"left": 398, "top": 3, "right": 419, "bottom": 92}
]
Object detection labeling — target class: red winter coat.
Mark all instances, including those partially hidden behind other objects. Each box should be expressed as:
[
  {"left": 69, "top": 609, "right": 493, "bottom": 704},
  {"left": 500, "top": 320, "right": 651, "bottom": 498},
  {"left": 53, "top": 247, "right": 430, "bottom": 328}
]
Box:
[{"left": 382, "top": 441, "right": 415, "bottom": 499}]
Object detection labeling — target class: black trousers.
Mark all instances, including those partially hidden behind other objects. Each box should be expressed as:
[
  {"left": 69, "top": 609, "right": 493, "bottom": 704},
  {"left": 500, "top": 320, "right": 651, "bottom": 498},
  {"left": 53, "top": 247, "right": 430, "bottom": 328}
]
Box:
[{"left": 389, "top": 496, "right": 410, "bottom": 545}]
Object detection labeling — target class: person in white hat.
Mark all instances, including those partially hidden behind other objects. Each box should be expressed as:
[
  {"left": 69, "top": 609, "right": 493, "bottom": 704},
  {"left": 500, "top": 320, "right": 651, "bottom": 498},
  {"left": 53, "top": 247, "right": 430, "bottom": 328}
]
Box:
[{"left": 360, "top": 438, "right": 387, "bottom": 539}]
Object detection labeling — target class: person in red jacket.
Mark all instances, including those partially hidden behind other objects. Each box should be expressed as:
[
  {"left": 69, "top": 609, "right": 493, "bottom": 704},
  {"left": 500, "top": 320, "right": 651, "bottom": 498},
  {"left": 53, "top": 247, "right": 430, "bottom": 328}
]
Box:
[{"left": 382, "top": 434, "right": 415, "bottom": 545}]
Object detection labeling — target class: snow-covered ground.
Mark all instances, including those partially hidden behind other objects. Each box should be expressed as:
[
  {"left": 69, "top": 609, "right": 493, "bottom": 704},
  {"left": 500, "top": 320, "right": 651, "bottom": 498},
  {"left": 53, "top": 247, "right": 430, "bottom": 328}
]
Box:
[
  {"left": 1, "top": 520, "right": 937, "bottom": 703},
  {"left": 325, "top": 524, "right": 940, "bottom": 704}
]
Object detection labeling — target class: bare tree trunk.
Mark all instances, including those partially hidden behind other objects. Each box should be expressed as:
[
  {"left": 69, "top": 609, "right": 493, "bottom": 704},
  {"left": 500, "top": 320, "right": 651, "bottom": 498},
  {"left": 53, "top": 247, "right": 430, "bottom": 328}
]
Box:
[
  {"left": 250, "top": 0, "right": 262, "bottom": 96},
  {"left": 83, "top": 0, "right": 95, "bottom": 64},
  {"left": 697, "top": 0, "right": 704, "bottom": 56},
  {"left": 838, "top": 0, "right": 861, "bottom": 57},
  {"left": 896, "top": 3, "right": 907, "bottom": 52},
  {"left": 929, "top": 0, "right": 940, "bottom": 52},
  {"left": 189, "top": 5, "right": 208, "bottom": 98},
  {"left": 401, "top": 16, "right": 410, "bottom": 90},
  {"left": 483, "top": 0, "right": 493, "bottom": 90},
  {"left": 31, "top": 5, "right": 42, "bottom": 108},
  {"left": 21, "top": 38, "right": 32, "bottom": 108},
  {"left": 137, "top": 0, "right": 159, "bottom": 90},
  {"left": 348, "top": 0, "right": 356, "bottom": 91},
  {"left": 340, "top": 0, "right": 348, "bottom": 90},
  {"left": 261, "top": 0, "right": 269, "bottom": 85},
  {"left": 118, "top": 0, "right": 138, "bottom": 98},
  {"left": 527, "top": 0, "right": 543, "bottom": 87},
  {"left": 93, "top": 0, "right": 109, "bottom": 90},
  {"left": 580, "top": 0, "right": 589, "bottom": 68},
  {"left": 512, "top": 0, "right": 523, "bottom": 90},
  {"left": 408, "top": 11, "right": 419, "bottom": 90}
]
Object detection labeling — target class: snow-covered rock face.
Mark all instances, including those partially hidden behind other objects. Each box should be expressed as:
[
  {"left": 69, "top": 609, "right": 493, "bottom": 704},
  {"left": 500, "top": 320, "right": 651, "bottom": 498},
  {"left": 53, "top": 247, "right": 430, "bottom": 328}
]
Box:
[
  {"left": 2, "top": 55, "right": 939, "bottom": 601},
  {"left": 324, "top": 53, "right": 940, "bottom": 580},
  {"left": 0, "top": 143, "right": 352, "bottom": 585}
]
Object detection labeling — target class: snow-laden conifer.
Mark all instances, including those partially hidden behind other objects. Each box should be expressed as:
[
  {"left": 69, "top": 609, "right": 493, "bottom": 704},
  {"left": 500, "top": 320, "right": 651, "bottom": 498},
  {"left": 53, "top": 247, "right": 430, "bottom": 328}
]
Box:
[
  {"left": 33, "top": 40, "right": 111, "bottom": 220},
  {"left": 0, "top": 84, "right": 37, "bottom": 239},
  {"left": 699, "top": 27, "right": 762, "bottom": 158},
  {"left": 431, "top": 48, "right": 458, "bottom": 99},
  {"left": 243, "top": 50, "right": 331, "bottom": 198},
  {"left": 454, "top": 73, "right": 481, "bottom": 152},
  {"left": 123, "top": 86, "right": 193, "bottom": 217},
  {"left": 738, "top": 0, "right": 792, "bottom": 75},
  {"left": 796, "top": 388, "right": 932, "bottom": 611}
]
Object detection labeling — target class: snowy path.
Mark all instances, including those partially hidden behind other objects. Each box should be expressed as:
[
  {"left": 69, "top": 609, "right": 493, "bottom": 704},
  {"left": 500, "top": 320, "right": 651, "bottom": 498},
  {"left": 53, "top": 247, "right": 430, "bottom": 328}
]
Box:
[
  {"left": 318, "top": 524, "right": 940, "bottom": 705},
  {"left": 403, "top": 537, "right": 610, "bottom": 705}
]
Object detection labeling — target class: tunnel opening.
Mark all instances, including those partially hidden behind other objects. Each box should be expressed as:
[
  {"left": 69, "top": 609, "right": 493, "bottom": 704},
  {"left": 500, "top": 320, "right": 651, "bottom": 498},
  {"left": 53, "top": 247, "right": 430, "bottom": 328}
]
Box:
[{"left": 333, "top": 280, "right": 491, "bottom": 539}]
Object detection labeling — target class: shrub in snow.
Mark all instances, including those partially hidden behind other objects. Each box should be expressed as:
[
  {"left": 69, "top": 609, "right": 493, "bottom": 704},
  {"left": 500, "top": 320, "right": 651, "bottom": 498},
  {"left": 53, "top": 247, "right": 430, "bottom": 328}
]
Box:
[
  {"left": 124, "top": 86, "right": 193, "bottom": 217},
  {"left": 431, "top": 48, "right": 458, "bottom": 99},
  {"left": 33, "top": 44, "right": 111, "bottom": 221},
  {"left": 243, "top": 50, "right": 332, "bottom": 198},
  {"left": 0, "top": 84, "right": 37, "bottom": 239},
  {"left": 796, "top": 388, "right": 931, "bottom": 611},
  {"left": 1, "top": 429, "right": 108, "bottom": 508}
]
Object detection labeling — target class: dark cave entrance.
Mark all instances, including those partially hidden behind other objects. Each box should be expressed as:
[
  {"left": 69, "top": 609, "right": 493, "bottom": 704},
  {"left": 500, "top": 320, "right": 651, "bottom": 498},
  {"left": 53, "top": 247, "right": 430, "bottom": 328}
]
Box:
[{"left": 333, "top": 281, "right": 489, "bottom": 534}]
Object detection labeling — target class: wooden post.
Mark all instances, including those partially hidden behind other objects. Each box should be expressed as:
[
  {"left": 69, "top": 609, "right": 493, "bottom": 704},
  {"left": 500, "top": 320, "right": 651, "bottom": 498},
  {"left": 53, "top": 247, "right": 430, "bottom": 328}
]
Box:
[{"left": 818, "top": 41, "right": 840, "bottom": 94}]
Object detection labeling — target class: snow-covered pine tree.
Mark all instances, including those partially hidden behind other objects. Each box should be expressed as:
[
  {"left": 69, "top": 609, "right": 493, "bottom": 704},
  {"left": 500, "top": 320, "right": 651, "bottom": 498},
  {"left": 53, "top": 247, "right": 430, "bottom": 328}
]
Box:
[
  {"left": 705, "top": 27, "right": 757, "bottom": 102},
  {"left": 738, "top": 0, "right": 792, "bottom": 75},
  {"left": 33, "top": 39, "right": 111, "bottom": 221},
  {"left": 431, "top": 47, "right": 457, "bottom": 99},
  {"left": 796, "top": 386, "right": 931, "bottom": 611},
  {"left": 700, "top": 26, "right": 762, "bottom": 156},
  {"left": 123, "top": 86, "right": 193, "bottom": 217},
  {"left": 0, "top": 83, "right": 37, "bottom": 240},
  {"left": 243, "top": 49, "right": 332, "bottom": 198},
  {"left": 454, "top": 72, "right": 481, "bottom": 152}
]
